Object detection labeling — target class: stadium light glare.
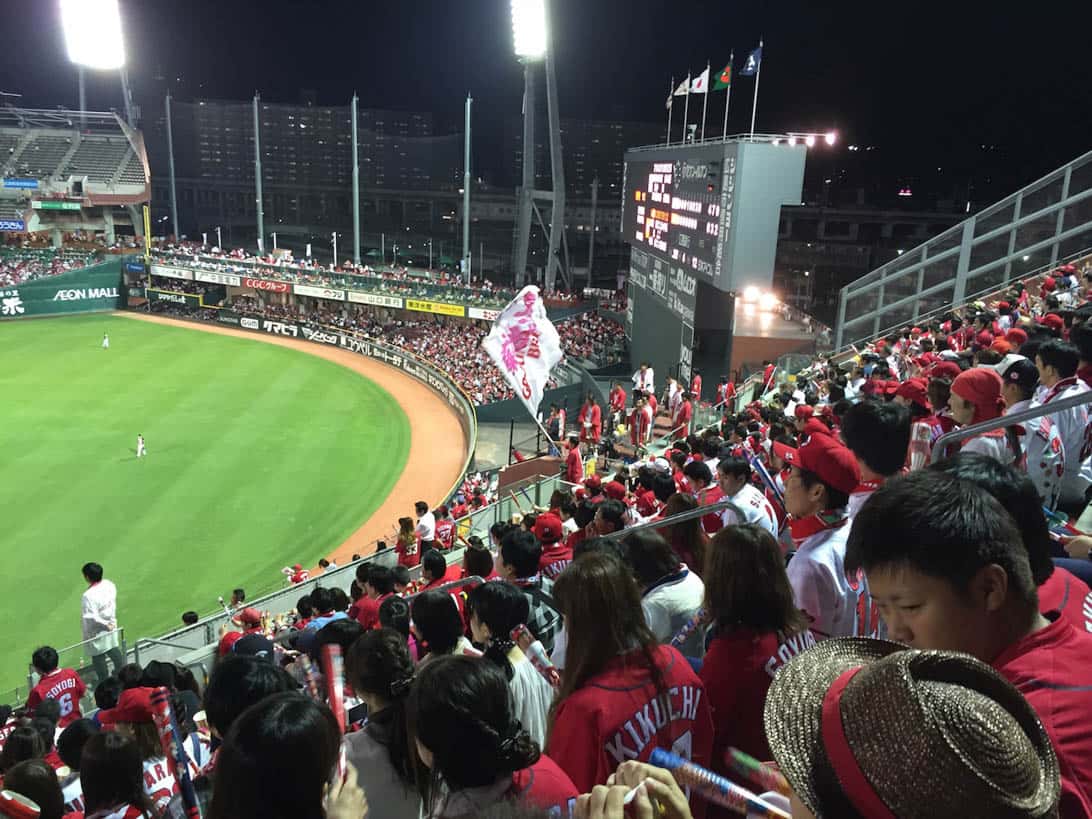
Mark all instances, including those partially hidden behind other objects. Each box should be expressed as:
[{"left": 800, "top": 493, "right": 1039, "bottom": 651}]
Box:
[
  {"left": 787, "top": 136, "right": 797, "bottom": 147},
  {"left": 511, "top": 0, "right": 547, "bottom": 59},
  {"left": 60, "top": 0, "right": 125, "bottom": 70},
  {"left": 759, "top": 292, "right": 779, "bottom": 311},
  {"left": 824, "top": 131, "right": 837, "bottom": 146},
  {"left": 804, "top": 135, "right": 816, "bottom": 148},
  {"left": 742, "top": 285, "right": 761, "bottom": 303}
]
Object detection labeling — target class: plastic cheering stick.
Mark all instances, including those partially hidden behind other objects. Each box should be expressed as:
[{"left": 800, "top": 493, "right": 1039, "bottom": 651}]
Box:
[
  {"left": 321, "top": 644, "right": 347, "bottom": 734},
  {"left": 510, "top": 624, "right": 561, "bottom": 688},
  {"left": 668, "top": 608, "right": 708, "bottom": 649},
  {"left": 297, "top": 654, "right": 322, "bottom": 701},
  {"left": 724, "top": 747, "right": 791, "bottom": 798},
  {"left": 149, "top": 686, "right": 203, "bottom": 819},
  {"left": 648, "top": 749, "right": 790, "bottom": 819}
]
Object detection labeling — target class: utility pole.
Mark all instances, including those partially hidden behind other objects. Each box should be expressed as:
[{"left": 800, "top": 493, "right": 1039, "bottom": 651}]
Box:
[
  {"left": 253, "top": 93, "right": 265, "bottom": 253},
  {"left": 462, "top": 93, "right": 473, "bottom": 281}
]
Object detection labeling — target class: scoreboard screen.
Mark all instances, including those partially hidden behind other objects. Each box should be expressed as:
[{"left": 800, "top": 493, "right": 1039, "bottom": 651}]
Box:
[{"left": 624, "top": 157, "right": 727, "bottom": 280}]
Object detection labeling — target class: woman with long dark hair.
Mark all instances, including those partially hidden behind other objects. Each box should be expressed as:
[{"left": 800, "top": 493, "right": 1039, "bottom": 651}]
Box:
[
  {"left": 660, "top": 493, "right": 708, "bottom": 573},
  {"left": 411, "top": 590, "right": 476, "bottom": 661},
  {"left": 345, "top": 629, "right": 422, "bottom": 819},
  {"left": 546, "top": 552, "right": 713, "bottom": 793},
  {"left": 208, "top": 693, "right": 366, "bottom": 819},
  {"left": 699, "top": 524, "right": 813, "bottom": 776},
  {"left": 466, "top": 581, "right": 554, "bottom": 748},
  {"left": 408, "top": 655, "right": 577, "bottom": 818},
  {"left": 78, "top": 732, "right": 156, "bottom": 819}
]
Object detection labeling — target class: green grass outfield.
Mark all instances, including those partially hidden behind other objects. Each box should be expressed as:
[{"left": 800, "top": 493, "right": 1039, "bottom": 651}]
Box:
[{"left": 0, "top": 314, "right": 409, "bottom": 691}]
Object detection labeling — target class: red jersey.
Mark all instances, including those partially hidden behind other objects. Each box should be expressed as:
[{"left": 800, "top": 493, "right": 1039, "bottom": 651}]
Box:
[
  {"left": 699, "top": 627, "right": 816, "bottom": 772},
  {"left": 674, "top": 400, "right": 693, "bottom": 437},
  {"left": 510, "top": 755, "right": 580, "bottom": 815},
  {"left": 539, "top": 543, "right": 574, "bottom": 579},
  {"left": 578, "top": 403, "right": 603, "bottom": 442},
  {"left": 992, "top": 616, "right": 1092, "bottom": 817},
  {"left": 435, "top": 518, "right": 456, "bottom": 550},
  {"left": 690, "top": 374, "right": 702, "bottom": 399},
  {"left": 1038, "top": 568, "right": 1092, "bottom": 634},
  {"left": 353, "top": 595, "right": 383, "bottom": 630},
  {"left": 546, "top": 644, "right": 714, "bottom": 795},
  {"left": 217, "top": 627, "right": 261, "bottom": 657},
  {"left": 609, "top": 386, "right": 627, "bottom": 413},
  {"left": 396, "top": 537, "right": 420, "bottom": 568},
  {"left": 26, "top": 668, "right": 86, "bottom": 727},
  {"left": 565, "top": 447, "right": 583, "bottom": 483},
  {"left": 699, "top": 486, "right": 725, "bottom": 534}
]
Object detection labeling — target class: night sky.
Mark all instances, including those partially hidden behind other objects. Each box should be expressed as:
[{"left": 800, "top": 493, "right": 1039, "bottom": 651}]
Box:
[{"left": 3, "top": 0, "right": 1089, "bottom": 198}]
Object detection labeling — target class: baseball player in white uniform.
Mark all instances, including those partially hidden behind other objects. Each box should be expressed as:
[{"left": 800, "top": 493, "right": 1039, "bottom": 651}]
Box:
[
  {"left": 102, "top": 333, "right": 110, "bottom": 349},
  {"left": 136, "top": 434, "right": 146, "bottom": 458}
]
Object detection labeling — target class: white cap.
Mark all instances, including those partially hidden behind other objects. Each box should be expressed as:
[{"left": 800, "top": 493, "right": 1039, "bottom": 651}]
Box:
[{"left": 989, "top": 353, "right": 1028, "bottom": 378}]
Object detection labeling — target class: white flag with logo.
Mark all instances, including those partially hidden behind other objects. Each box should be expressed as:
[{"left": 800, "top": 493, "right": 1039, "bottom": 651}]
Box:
[
  {"left": 481, "top": 285, "right": 563, "bottom": 420},
  {"left": 690, "top": 67, "right": 709, "bottom": 93},
  {"left": 673, "top": 78, "right": 690, "bottom": 96}
]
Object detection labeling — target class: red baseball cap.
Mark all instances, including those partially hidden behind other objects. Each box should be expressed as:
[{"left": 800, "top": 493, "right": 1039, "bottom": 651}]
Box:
[
  {"left": 794, "top": 404, "right": 814, "bottom": 420},
  {"left": 911, "top": 327, "right": 923, "bottom": 335},
  {"left": 991, "top": 338, "right": 1012, "bottom": 355},
  {"left": 100, "top": 687, "right": 157, "bottom": 725},
  {"left": 1043, "top": 277, "right": 1057, "bottom": 291},
  {"left": 583, "top": 474, "right": 602, "bottom": 491},
  {"left": 532, "top": 513, "right": 563, "bottom": 544},
  {"left": 232, "top": 607, "right": 262, "bottom": 627},
  {"left": 1041, "top": 314, "right": 1064, "bottom": 332},
  {"left": 931, "top": 361, "right": 962, "bottom": 381},
  {"left": 1006, "top": 327, "right": 1028, "bottom": 346},
  {"left": 895, "top": 378, "right": 931, "bottom": 410},
  {"left": 772, "top": 440, "right": 798, "bottom": 464},
  {"left": 975, "top": 330, "right": 994, "bottom": 348},
  {"left": 883, "top": 380, "right": 901, "bottom": 397},
  {"left": 796, "top": 436, "right": 861, "bottom": 495},
  {"left": 604, "top": 480, "right": 628, "bottom": 501},
  {"left": 803, "top": 417, "right": 834, "bottom": 440}
]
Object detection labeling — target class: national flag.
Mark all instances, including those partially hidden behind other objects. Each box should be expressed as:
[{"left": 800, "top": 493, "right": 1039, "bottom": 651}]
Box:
[
  {"left": 714, "top": 62, "right": 732, "bottom": 90},
  {"left": 665, "top": 92, "right": 673, "bottom": 110},
  {"left": 690, "top": 67, "right": 709, "bottom": 93},
  {"left": 482, "top": 285, "right": 564, "bottom": 421},
  {"left": 740, "top": 45, "right": 762, "bottom": 76},
  {"left": 673, "top": 78, "right": 690, "bottom": 96}
]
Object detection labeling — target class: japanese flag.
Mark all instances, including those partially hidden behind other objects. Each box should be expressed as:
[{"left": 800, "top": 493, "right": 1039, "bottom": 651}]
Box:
[
  {"left": 690, "top": 67, "right": 709, "bottom": 93},
  {"left": 482, "top": 286, "right": 563, "bottom": 421}
]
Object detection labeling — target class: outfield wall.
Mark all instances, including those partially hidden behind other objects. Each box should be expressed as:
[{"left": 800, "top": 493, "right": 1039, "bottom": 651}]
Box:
[{"left": 0, "top": 259, "right": 125, "bottom": 319}]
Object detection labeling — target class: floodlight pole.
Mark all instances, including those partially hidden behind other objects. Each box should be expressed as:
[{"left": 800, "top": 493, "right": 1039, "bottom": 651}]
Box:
[
  {"left": 587, "top": 175, "right": 598, "bottom": 286},
  {"left": 78, "top": 67, "right": 87, "bottom": 129},
  {"left": 252, "top": 93, "right": 265, "bottom": 253},
  {"left": 351, "top": 93, "right": 361, "bottom": 265},
  {"left": 542, "top": 7, "right": 569, "bottom": 293},
  {"left": 119, "top": 66, "right": 136, "bottom": 128},
  {"left": 512, "top": 61, "right": 535, "bottom": 288},
  {"left": 462, "top": 93, "right": 472, "bottom": 282},
  {"left": 164, "top": 93, "right": 179, "bottom": 240}
]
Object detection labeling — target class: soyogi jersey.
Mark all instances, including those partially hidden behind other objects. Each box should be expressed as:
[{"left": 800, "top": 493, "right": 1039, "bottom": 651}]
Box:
[
  {"left": 26, "top": 668, "right": 86, "bottom": 727},
  {"left": 546, "top": 644, "right": 714, "bottom": 795}
]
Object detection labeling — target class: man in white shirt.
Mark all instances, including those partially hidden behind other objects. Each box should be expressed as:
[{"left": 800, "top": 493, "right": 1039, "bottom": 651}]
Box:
[
  {"left": 1032, "top": 339, "right": 1092, "bottom": 510},
  {"left": 415, "top": 500, "right": 437, "bottom": 555},
  {"left": 632, "top": 361, "right": 655, "bottom": 396},
  {"left": 714, "top": 456, "right": 779, "bottom": 537},
  {"left": 80, "top": 562, "right": 124, "bottom": 682}
]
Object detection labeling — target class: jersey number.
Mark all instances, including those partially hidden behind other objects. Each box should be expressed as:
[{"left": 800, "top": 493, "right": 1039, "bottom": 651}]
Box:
[{"left": 57, "top": 692, "right": 75, "bottom": 717}]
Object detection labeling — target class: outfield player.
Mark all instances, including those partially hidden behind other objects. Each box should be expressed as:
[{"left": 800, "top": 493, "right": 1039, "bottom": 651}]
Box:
[
  {"left": 136, "top": 434, "right": 146, "bottom": 458},
  {"left": 102, "top": 333, "right": 110, "bottom": 349}
]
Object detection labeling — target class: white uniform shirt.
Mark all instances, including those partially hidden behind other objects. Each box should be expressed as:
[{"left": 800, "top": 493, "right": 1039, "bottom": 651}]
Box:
[
  {"left": 415, "top": 511, "right": 436, "bottom": 541},
  {"left": 81, "top": 580, "right": 118, "bottom": 641},
  {"left": 1007, "top": 398, "right": 1066, "bottom": 510},
  {"left": 786, "top": 520, "right": 858, "bottom": 640},
  {"left": 633, "top": 368, "right": 655, "bottom": 395},
  {"left": 641, "top": 567, "right": 706, "bottom": 658},
  {"left": 507, "top": 648, "right": 554, "bottom": 749},
  {"left": 720, "top": 482, "right": 778, "bottom": 537},
  {"left": 1032, "top": 379, "right": 1092, "bottom": 504},
  {"left": 961, "top": 432, "right": 1016, "bottom": 465}
]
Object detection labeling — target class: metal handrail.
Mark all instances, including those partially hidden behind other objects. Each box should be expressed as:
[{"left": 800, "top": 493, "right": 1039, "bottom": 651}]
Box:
[
  {"left": 932, "top": 389, "right": 1092, "bottom": 461},
  {"left": 600, "top": 496, "right": 747, "bottom": 542}
]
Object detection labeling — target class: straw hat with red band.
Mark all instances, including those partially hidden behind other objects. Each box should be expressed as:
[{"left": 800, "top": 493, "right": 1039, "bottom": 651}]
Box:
[{"left": 764, "top": 638, "right": 1060, "bottom": 819}]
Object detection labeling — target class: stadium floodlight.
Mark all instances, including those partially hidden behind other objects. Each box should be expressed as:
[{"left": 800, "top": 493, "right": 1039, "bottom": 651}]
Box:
[
  {"left": 787, "top": 136, "right": 797, "bottom": 147},
  {"left": 60, "top": 0, "right": 125, "bottom": 70},
  {"left": 742, "top": 285, "right": 761, "bottom": 303},
  {"left": 511, "top": 0, "right": 547, "bottom": 59},
  {"left": 759, "top": 292, "right": 779, "bottom": 312},
  {"left": 804, "top": 135, "right": 816, "bottom": 148},
  {"left": 824, "top": 131, "right": 837, "bottom": 146}
]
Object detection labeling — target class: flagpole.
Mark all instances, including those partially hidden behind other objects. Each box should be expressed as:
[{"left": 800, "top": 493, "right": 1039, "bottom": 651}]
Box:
[
  {"left": 700, "top": 61, "right": 710, "bottom": 142},
  {"left": 749, "top": 38, "right": 763, "bottom": 140},
  {"left": 682, "top": 72, "right": 691, "bottom": 143},
  {"left": 722, "top": 49, "right": 734, "bottom": 142},
  {"left": 666, "top": 75, "right": 674, "bottom": 146}
]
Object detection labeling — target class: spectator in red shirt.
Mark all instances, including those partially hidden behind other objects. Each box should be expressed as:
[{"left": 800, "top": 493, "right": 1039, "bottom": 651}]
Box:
[
  {"left": 700, "top": 524, "right": 814, "bottom": 781},
  {"left": 848, "top": 468, "right": 1092, "bottom": 817},
  {"left": 434, "top": 505, "right": 456, "bottom": 551},
  {"left": 565, "top": 436, "right": 584, "bottom": 483},
  {"left": 395, "top": 517, "right": 420, "bottom": 568},
  {"left": 534, "top": 513, "right": 572, "bottom": 579},
  {"left": 408, "top": 656, "right": 578, "bottom": 817},
  {"left": 26, "top": 646, "right": 86, "bottom": 728},
  {"left": 355, "top": 566, "right": 395, "bottom": 630},
  {"left": 217, "top": 608, "right": 264, "bottom": 657},
  {"left": 546, "top": 552, "right": 714, "bottom": 796},
  {"left": 418, "top": 551, "right": 451, "bottom": 594}
]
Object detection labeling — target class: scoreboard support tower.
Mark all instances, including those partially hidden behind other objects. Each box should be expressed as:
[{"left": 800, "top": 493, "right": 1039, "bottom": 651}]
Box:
[{"left": 622, "top": 138, "right": 807, "bottom": 395}]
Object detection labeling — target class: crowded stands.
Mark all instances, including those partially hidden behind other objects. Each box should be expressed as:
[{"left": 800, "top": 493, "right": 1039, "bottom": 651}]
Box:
[
  {"left": 0, "top": 249, "right": 96, "bottom": 288},
  {"left": 5, "top": 257, "right": 1092, "bottom": 819}
]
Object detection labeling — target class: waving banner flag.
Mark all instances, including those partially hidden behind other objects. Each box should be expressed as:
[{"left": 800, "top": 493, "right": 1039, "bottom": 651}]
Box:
[{"left": 482, "top": 285, "right": 563, "bottom": 422}]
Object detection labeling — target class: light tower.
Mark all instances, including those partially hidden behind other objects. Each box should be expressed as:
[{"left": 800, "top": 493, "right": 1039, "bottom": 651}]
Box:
[
  {"left": 510, "top": 0, "right": 570, "bottom": 291},
  {"left": 60, "top": 0, "right": 134, "bottom": 127}
]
